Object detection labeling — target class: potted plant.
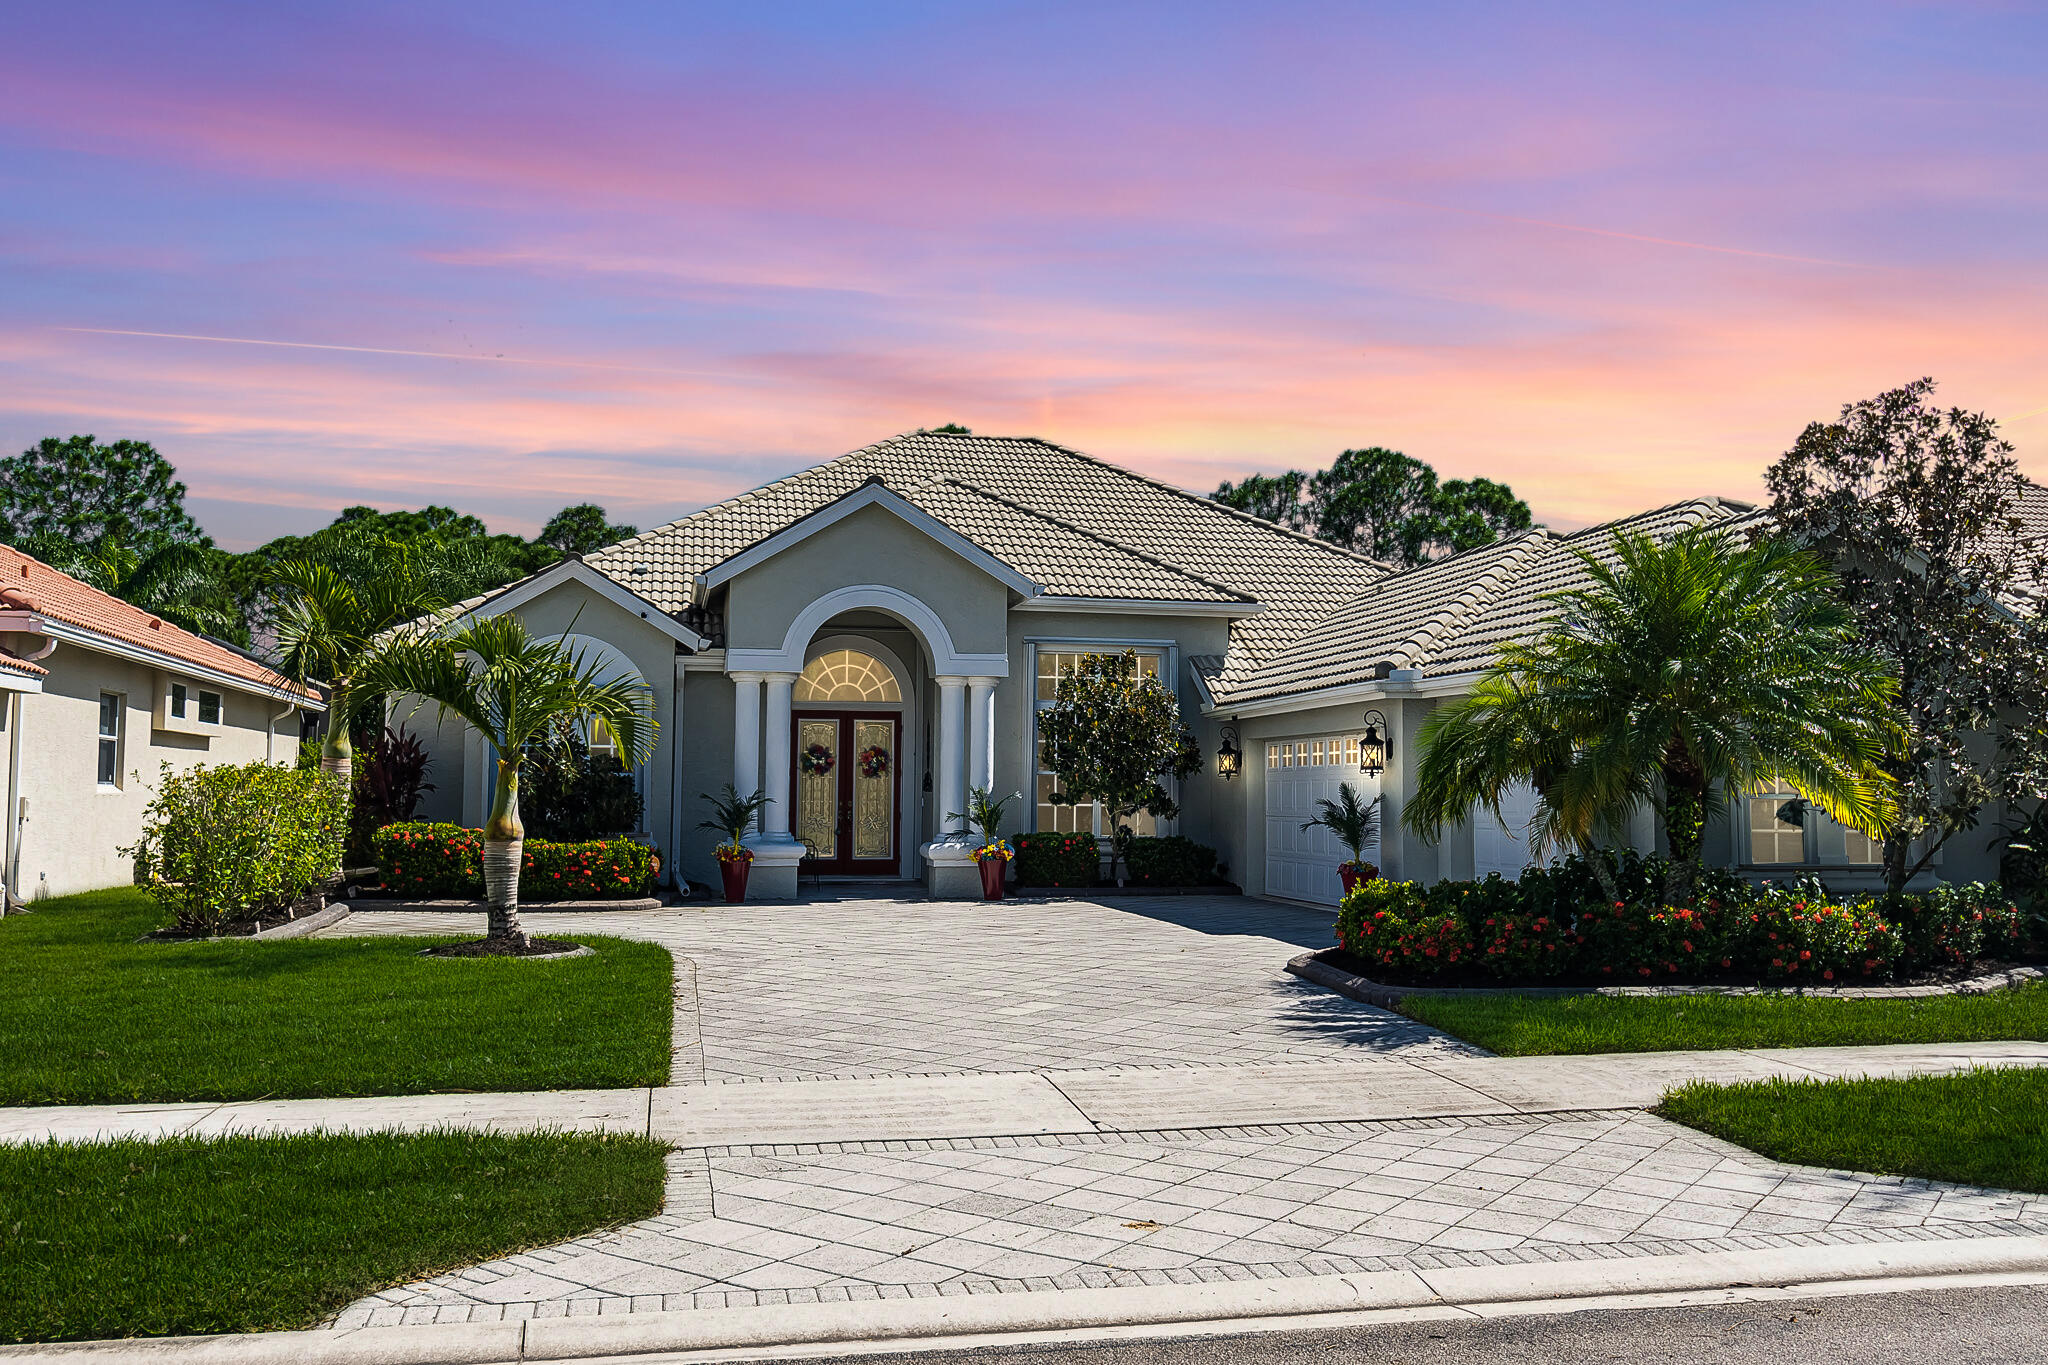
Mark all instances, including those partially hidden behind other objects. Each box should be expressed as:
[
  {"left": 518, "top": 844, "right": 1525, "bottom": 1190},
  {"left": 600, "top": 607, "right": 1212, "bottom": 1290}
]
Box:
[
  {"left": 1302, "top": 785, "right": 1381, "bottom": 893},
  {"left": 950, "top": 786, "right": 1020, "bottom": 901},
  {"left": 699, "top": 784, "right": 770, "bottom": 903}
]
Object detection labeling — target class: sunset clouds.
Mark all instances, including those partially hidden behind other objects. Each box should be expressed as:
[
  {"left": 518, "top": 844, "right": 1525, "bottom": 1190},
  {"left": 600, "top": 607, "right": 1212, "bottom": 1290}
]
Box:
[{"left": 2, "top": 1, "right": 2042, "bottom": 547}]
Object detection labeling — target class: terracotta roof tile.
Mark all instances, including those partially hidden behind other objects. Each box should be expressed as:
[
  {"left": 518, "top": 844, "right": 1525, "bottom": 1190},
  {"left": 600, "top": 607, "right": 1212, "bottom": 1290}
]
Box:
[{"left": 0, "top": 543, "right": 320, "bottom": 702}]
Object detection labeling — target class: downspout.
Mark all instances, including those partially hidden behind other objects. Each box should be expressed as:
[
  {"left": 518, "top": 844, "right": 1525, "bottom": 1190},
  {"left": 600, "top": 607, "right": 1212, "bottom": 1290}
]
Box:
[
  {"left": 267, "top": 700, "right": 299, "bottom": 765},
  {"left": 670, "top": 653, "right": 688, "bottom": 896},
  {"left": 4, "top": 690, "right": 24, "bottom": 911}
]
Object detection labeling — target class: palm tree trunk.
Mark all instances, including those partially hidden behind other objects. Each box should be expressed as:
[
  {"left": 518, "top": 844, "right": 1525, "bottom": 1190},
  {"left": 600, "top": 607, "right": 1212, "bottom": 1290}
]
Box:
[
  {"left": 483, "top": 759, "right": 526, "bottom": 946},
  {"left": 317, "top": 705, "right": 353, "bottom": 786},
  {"left": 1659, "top": 742, "right": 1708, "bottom": 906}
]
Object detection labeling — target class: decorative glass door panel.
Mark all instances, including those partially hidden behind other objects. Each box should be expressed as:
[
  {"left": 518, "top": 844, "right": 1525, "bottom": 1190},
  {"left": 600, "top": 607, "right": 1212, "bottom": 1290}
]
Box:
[
  {"left": 796, "top": 719, "right": 840, "bottom": 861},
  {"left": 793, "top": 712, "right": 901, "bottom": 875},
  {"left": 852, "top": 719, "right": 895, "bottom": 861}
]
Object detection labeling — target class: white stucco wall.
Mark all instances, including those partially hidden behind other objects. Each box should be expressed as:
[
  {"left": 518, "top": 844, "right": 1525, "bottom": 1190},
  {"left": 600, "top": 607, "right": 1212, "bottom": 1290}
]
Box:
[{"left": 1, "top": 647, "right": 303, "bottom": 900}]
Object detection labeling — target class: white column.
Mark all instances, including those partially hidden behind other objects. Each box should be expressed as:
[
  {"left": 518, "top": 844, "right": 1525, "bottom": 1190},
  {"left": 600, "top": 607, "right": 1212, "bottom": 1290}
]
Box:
[
  {"left": 936, "top": 676, "right": 967, "bottom": 840},
  {"left": 966, "top": 677, "right": 998, "bottom": 796},
  {"left": 759, "top": 671, "right": 798, "bottom": 842},
  {"left": 730, "top": 672, "right": 763, "bottom": 832}
]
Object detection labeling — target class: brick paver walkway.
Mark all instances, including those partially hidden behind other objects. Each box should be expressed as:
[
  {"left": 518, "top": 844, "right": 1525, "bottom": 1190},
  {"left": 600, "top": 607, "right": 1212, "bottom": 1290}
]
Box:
[
  {"left": 327, "top": 896, "right": 1473, "bottom": 1079},
  {"left": 315, "top": 896, "right": 2048, "bottom": 1329}
]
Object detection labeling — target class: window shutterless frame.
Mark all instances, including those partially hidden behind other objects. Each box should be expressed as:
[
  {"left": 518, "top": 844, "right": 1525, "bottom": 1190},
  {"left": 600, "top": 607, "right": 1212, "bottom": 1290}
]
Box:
[
  {"left": 97, "top": 693, "right": 122, "bottom": 788},
  {"left": 1025, "top": 639, "right": 1179, "bottom": 837}
]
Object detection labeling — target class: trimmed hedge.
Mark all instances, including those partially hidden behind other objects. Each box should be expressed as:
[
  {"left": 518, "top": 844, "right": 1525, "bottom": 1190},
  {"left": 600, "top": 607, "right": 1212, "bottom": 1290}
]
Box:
[
  {"left": 1123, "top": 836, "right": 1219, "bottom": 887},
  {"left": 1334, "top": 852, "right": 2041, "bottom": 987},
  {"left": 372, "top": 823, "right": 657, "bottom": 901},
  {"left": 1012, "top": 831, "right": 1099, "bottom": 888}
]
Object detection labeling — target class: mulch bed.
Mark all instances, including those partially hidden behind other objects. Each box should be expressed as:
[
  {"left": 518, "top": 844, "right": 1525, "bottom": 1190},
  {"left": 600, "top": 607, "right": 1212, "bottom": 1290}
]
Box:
[{"left": 420, "top": 937, "right": 587, "bottom": 959}]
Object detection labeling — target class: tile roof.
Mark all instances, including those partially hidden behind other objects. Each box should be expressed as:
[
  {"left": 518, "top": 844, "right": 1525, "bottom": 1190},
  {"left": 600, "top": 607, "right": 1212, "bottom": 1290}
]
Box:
[
  {"left": 583, "top": 430, "right": 1381, "bottom": 663},
  {"left": 0, "top": 543, "right": 321, "bottom": 703},
  {"left": 1213, "top": 498, "right": 1757, "bottom": 705},
  {"left": 0, "top": 646, "right": 47, "bottom": 680}
]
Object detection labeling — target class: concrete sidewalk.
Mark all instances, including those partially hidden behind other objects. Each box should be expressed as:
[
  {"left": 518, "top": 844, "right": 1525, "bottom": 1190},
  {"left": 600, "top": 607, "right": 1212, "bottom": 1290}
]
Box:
[{"left": 6, "top": 1041, "right": 2044, "bottom": 1148}]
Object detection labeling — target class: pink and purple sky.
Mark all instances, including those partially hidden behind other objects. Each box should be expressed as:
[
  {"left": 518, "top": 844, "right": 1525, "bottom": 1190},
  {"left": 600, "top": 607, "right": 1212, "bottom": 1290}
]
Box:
[{"left": 4, "top": 2, "right": 2044, "bottom": 549}]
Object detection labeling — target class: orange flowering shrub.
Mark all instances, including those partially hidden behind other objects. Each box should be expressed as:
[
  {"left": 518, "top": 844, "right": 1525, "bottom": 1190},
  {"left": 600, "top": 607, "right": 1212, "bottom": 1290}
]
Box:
[{"left": 374, "top": 822, "right": 657, "bottom": 900}]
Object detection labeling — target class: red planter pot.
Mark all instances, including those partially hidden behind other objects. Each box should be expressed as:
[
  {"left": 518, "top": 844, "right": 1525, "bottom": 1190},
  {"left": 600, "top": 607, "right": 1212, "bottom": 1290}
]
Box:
[
  {"left": 1338, "top": 862, "right": 1380, "bottom": 894},
  {"left": 978, "top": 857, "right": 1006, "bottom": 901},
  {"left": 719, "top": 858, "right": 751, "bottom": 904}
]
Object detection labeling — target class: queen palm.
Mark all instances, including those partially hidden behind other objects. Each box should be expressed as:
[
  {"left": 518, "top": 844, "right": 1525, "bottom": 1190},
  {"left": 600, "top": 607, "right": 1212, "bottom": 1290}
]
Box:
[
  {"left": 1408, "top": 526, "right": 1901, "bottom": 904},
  {"left": 1301, "top": 783, "right": 1380, "bottom": 870},
  {"left": 365, "top": 615, "right": 656, "bottom": 946}
]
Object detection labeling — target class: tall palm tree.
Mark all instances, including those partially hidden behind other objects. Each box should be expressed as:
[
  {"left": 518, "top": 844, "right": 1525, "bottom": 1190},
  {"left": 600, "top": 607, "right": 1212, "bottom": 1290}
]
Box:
[
  {"left": 1408, "top": 526, "right": 1901, "bottom": 903},
  {"left": 269, "top": 540, "right": 459, "bottom": 784},
  {"left": 364, "top": 614, "right": 655, "bottom": 945},
  {"left": 21, "top": 532, "right": 236, "bottom": 639}
]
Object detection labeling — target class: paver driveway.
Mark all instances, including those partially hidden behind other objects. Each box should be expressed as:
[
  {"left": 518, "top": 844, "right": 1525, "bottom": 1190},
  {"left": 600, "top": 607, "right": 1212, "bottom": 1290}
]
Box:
[{"left": 329, "top": 894, "right": 1474, "bottom": 1079}]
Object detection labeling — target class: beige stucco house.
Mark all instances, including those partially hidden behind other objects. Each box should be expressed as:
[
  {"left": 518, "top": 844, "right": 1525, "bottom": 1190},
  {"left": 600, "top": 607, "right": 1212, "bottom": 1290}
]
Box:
[
  {"left": 406, "top": 430, "right": 2029, "bottom": 904},
  {"left": 0, "top": 544, "right": 323, "bottom": 903}
]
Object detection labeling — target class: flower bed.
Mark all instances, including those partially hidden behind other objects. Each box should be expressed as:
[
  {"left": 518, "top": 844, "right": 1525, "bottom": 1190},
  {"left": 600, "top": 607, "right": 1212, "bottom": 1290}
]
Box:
[
  {"left": 1011, "top": 831, "right": 1099, "bottom": 887},
  {"left": 1331, "top": 852, "right": 2042, "bottom": 988},
  {"left": 372, "top": 823, "right": 658, "bottom": 901}
]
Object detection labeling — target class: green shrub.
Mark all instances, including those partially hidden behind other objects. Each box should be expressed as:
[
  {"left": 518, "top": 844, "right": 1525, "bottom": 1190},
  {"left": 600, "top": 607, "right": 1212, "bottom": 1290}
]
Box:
[
  {"left": 1123, "top": 836, "right": 1218, "bottom": 886},
  {"left": 1337, "top": 879, "right": 1477, "bottom": 978},
  {"left": 1335, "top": 877, "right": 1423, "bottom": 954},
  {"left": 373, "top": 823, "right": 657, "bottom": 901},
  {"left": 127, "top": 762, "right": 347, "bottom": 933},
  {"left": 1889, "top": 882, "right": 2023, "bottom": 972},
  {"left": 1471, "top": 907, "right": 1578, "bottom": 980},
  {"left": 1012, "top": 831, "right": 1100, "bottom": 887},
  {"left": 1576, "top": 901, "right": 1726, "bottom": 981},
  {"left": 1734, "top": 896, "right": 1900, "bottom": 982}
]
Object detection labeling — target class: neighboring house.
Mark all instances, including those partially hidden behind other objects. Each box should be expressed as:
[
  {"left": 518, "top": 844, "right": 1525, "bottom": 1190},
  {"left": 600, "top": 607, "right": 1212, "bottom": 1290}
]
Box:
[
  {"left": 0, "top": 545, "right": 324, "bottom": 903},
  {"left": 403, "top": 430, "right": 2039, "bottom": 903}
]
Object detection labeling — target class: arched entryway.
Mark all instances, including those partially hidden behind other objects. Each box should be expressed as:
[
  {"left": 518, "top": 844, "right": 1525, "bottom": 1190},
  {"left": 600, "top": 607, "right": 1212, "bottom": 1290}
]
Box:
[{"left": 791, "top": 638, "right": 911, "bottom": 875}]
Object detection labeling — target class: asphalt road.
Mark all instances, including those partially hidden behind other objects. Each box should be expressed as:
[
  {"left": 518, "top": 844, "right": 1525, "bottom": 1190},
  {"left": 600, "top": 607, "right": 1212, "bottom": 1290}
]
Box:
[{"left": 751, "top": 1283, "right": 2048, "bottom": 1365}]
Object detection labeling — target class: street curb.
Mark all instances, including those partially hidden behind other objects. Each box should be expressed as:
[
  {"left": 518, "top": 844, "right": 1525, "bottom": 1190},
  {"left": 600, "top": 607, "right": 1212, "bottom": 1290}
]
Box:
[{"left": 9, "top": 1234, "right": 2047, "bottom": 1363}]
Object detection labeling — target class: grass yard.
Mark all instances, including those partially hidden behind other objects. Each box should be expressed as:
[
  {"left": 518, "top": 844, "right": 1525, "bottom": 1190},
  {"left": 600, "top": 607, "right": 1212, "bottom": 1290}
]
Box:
[
  {"left": 0, "top": 888, "right": 673, "bottom": 1105},
  {"left": 1659, "top": 1067, "right": 2048, "bottom": 1196},
  {"left": 1396, "top": 982, "right": 2048, "bottom": 1056},
  {"left": 0, "top": 1129, "right": 666, "bottom": 1343}
]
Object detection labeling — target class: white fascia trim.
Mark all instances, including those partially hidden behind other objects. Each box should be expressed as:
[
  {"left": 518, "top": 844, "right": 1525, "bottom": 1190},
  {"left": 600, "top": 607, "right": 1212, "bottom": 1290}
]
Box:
[
  {"left": 1014, "top": 596, "right": 1261, "bottom": 618},
  {"left": 9, "top": 615, "right": 320, "bottom": 709},
  {"left": 0, "top": 671, "right": 42, "bottom": 694},
  {"left": 460, "top": 560, "right": 709, "bottom": 651},
  {"left": 1204, "top": 669, "right": 1485, "bottom": 718},
  {"left": 700, "top": 482, "right": 1044, "bottom": 599},
  {"left": 679, "top": 649, "right": 728, "bottom": 672}
]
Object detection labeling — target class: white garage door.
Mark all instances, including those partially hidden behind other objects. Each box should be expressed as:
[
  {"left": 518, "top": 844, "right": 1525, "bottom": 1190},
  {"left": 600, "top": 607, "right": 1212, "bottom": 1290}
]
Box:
[
  {"left": 1473, "top": 780, "right": 1542, "bottom": 880},
  {"left": 1265, "top": 735, "right": 1379, "bottom": 906}
]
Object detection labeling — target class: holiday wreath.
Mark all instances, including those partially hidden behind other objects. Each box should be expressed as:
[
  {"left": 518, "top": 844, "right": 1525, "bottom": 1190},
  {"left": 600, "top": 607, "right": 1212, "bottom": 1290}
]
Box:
[
  {"left": 799, "top": 742, "right": 836, "bottom": 776},
  {"left": 857, "top": 745, "right": 890, "bottom": 778}
]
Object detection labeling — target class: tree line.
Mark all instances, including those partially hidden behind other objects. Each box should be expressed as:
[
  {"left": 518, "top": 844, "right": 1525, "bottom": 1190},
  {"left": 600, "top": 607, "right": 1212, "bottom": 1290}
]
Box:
[{"left": 0, "top": 434, "right": 638, "bottom": 648}]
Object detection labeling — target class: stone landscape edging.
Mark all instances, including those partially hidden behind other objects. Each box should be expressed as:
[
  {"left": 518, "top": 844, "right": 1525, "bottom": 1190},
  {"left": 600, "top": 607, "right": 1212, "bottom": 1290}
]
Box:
[
  {"left": 137, "top": 902, "right": 352, "bottom": 946},
  {"left": 1286, "top": 945, "right": 2046, "bottom": 1008},
  {"left": 343, "top": 897, "right": 666, "bottom": 913},
  {"left": 8, "top": 1233, "right": 2047, "bottom": 1365}
]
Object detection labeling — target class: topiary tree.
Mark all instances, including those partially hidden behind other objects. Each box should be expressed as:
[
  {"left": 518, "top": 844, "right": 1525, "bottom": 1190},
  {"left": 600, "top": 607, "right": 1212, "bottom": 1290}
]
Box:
[{"left": 1037, "top": 650, "right": 1201, "bottom": 884}]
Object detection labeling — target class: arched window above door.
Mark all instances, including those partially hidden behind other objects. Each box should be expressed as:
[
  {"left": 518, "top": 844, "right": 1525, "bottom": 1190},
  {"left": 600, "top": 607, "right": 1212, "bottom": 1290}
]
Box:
[{"left": 795, "top": 648, "right": 902, "bottom": 703}]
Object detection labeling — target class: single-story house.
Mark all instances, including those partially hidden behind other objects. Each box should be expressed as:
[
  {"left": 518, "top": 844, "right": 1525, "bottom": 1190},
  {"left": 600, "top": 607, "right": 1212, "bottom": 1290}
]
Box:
[
  {"left": 0, "top": 545, "right": 324, "bottom": 903},
  {"left": 406, "top": 429, "right": 2034, "bottom": 903}
]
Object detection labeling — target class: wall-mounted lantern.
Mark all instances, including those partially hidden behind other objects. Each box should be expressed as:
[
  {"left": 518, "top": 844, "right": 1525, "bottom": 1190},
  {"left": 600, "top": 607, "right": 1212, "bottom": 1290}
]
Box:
[
  {"left": 1216, "top": 718, "right": 1242, "bottom": 780},
  {"left": 1358, "top": 709, "right": 1389, "bottom": 778}
]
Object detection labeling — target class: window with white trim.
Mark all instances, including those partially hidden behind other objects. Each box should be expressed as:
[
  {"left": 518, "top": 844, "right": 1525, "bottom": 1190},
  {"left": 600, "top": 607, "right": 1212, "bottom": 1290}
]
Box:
[
  {"left": 1744, "top": 784, "right": 1882, "bottom": 867},
  {"left": 197, "top": 690, "right": 222, "bottom": 725},
  {"left": 1033, "top": 647, "right": 1164, "bottom": 837},
  {"left": 97, "top": 693, "right": 122, "bottom": 788}
]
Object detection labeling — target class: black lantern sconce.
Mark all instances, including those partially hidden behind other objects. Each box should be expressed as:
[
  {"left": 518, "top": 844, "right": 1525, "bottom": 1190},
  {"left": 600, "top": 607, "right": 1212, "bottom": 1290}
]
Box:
[
  {"left": 1216, "top": 718, "right": 1242, "bottom": 781},
  {"left": 1358, "top": 709, "right": 1389, "bottom": 778}
]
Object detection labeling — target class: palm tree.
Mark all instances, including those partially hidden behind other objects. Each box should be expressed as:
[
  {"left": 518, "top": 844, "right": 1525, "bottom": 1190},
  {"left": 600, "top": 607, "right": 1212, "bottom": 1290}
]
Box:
[
  {"left": 365, "top": 615, "right": 656, "bottom": 945},
  {"left": 1407, "top": 526, "right": 1902, "bottom": 904},
  {"left": 1301, "top": 784, "right": 1380, "bottom": 870},
  {"left": 22, "top": 532, "right": 237, "bottom": 638},
  {"left": 269, "top": 540, "right": 458, "bottom": 784}
]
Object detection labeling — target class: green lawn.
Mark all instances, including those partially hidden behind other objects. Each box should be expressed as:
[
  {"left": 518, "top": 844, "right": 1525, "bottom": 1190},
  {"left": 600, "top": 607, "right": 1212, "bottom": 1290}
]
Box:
[
  {"left": 1396, "top": 982, "right": 2048, "bottom": 1055},
  {"left": 0, "top": 888, "right": 673, "bottom": 1104},
  {"left": 0, "top": 1129, "right": 666, "bottom": 1343},
  {"left": 1659, "top": 1068, "right": 2048, "bottom": 1195}
]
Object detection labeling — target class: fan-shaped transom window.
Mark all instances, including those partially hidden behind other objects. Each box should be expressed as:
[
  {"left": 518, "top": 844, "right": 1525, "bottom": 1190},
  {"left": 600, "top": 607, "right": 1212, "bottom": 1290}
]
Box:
[{"left": 795, "top": 649, "right": 902, "bottom": 703}]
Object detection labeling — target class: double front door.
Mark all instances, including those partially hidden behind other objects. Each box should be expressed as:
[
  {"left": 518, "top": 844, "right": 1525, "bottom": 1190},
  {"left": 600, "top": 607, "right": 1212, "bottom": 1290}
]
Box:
[{"left": 793, "top": 711, "right": 901, "bottom": 875}]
